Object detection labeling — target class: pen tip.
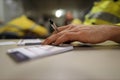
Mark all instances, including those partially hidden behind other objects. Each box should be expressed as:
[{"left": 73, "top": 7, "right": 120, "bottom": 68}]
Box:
[{"left": 49, "top": 19, "right": 53, "bottom": 24}]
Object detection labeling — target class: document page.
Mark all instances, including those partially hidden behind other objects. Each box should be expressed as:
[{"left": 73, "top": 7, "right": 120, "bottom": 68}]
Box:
[
  {"left": 17, "top": 39, "right": 42, "bottom": 46},
  {"left": 0, "top": 41, "right": 16, "bottom": 46},
  {"left": 7, "top": 45, "right": 73, "bottom": 62}
]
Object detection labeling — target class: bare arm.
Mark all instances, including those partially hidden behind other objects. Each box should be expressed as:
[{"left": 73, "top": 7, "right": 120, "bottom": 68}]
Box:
[
  {"left": 43, "top": 24, "right": 120, "bottom": 45},
  {"left": 109, "top": 25, "right": 120, "bottom": 43}
]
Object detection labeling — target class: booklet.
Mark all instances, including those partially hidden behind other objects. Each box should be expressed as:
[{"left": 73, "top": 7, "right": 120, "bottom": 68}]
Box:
[{"left": 7, "top": 44, "right": 73, "bottom": 62}]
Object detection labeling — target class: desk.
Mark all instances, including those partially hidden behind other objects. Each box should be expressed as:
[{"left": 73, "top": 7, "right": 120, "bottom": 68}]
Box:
[{"left": 0, "top": 40, "right": 120, "bottom": 80}]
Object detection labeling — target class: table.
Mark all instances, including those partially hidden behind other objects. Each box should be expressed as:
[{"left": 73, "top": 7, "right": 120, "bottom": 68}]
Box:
[{"left": 0, "top": 39, "right": 120, "bottom": 80}]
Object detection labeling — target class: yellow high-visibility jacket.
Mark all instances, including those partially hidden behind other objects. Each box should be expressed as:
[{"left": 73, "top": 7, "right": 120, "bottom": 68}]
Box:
[
  {"left": 0, "top": 15, "right": 48, "bottom": 38},
  {"left": 71, "top": 18, "right": 82, "bottom": 25},
  {"left": 83, "top": 0, "right": 120, "bottom": 26}
]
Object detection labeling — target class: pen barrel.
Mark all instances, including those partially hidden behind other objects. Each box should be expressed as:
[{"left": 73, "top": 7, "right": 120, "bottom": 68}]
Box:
[
  {"left": 51, "top": 24, "right": 58, "bottom": 32},
  {"left": 53, "top": 23, "right": 59, "bottom": 32},
  {"left": 49, "top": 19, "right": 59, "bottom": 32}
]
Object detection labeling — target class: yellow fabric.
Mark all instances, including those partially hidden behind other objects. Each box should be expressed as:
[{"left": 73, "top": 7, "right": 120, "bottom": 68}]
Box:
[
  {"left": 83, "top": 0, "right": 120, "bottom": 25},
  {"left": 71, "top": 18, "right": 82, "bottom": 25},
  {"left": 0, "top": 24, "right": 24, "bottom": 36},
  {"left": 116, "top": 23, "right": 120, "bottom": 26},
  {"left": 84, "top": 18, "right": 113, "bottom": 25},
  {"left": 90, "top": 0, "right": 120, "bottom": 17},
  {"left": 0, "top": 15, "right": 48, "bottom": 37}
]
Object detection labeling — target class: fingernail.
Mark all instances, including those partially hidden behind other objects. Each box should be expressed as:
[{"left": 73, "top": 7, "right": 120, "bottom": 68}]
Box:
[{"left": 52, "top": 43, "right": 58, "bottom": 46}]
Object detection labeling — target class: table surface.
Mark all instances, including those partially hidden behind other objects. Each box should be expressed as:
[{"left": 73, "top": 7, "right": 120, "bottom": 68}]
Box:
[{"left": 0, "top": 39, "right": 120, "bottom": 80}]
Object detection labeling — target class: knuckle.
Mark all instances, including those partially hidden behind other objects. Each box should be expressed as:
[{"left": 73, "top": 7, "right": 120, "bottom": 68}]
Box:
[
  {"left": 64, "top": 32, "right": 70, "bottom": 36},
  {"left": 46, "top": 37, "right": 52, "bottom": 41}
]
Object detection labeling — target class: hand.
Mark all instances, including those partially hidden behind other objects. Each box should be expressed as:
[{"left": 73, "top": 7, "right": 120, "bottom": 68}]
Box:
[{"left": 43, "top": 24, "right": 120, "bottom": 45}]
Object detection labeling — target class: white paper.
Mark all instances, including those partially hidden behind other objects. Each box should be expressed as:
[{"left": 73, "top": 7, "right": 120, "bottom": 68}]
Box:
[
  {"left": 0, "top": 41, "right": 16, "bottom": 46},
  {"left": 17, "top": 39, "right": 42, "bottom": 46},
  {"left": 7, "top": 45, "right": 73, "bottom": 62}
]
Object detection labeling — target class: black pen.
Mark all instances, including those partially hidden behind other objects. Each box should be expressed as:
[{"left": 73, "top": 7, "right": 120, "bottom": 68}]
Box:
[{"left": 49, "top": 19, "right": 59, "bottom": 32}]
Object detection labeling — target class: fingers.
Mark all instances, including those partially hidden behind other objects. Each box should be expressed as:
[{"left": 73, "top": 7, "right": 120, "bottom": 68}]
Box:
[
  {"left": 43, "top": 31, "right": 65, "bottom": 44},
  {"left": 58, "top": 25, "right": 71, "bottom": 30},
  {"left": 52, "top": 24, "right": 82, "bottom": 34},
  {"left": 43, "top": 31, "right": 70, "bottom": 45},
  {"left": 52, "top": 26, "right": 69, "bottom": 34},
  {"left": 54, "top": 24, "right": 76, "bottom": 32},
  {"left": 51, "top": 25, "right": 73, "bottom": 35},
  {"left": 54, "top": 32, "right": 79, "bottom": 45},
  {"left": 43, "top": 24, "right": 84, "bottom": 45},
  {"left": 42, "top": 34, "right": 58, "bottom": 45}
]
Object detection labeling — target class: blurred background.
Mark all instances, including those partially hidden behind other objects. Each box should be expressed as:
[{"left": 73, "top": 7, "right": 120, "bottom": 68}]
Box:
[{"left": 0, "top": 0, "right": 98, "bottom": 39}]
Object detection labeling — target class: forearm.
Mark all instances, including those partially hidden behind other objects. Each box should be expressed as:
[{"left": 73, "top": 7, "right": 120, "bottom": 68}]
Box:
[{"left": 109, "top": 25, "right": 120, "bottom": 43}]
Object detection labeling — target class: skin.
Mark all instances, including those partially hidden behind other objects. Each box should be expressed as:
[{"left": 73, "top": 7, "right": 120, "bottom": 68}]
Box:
[{"left": 43, "top": 24, "right": 120, "bottom": 45}]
